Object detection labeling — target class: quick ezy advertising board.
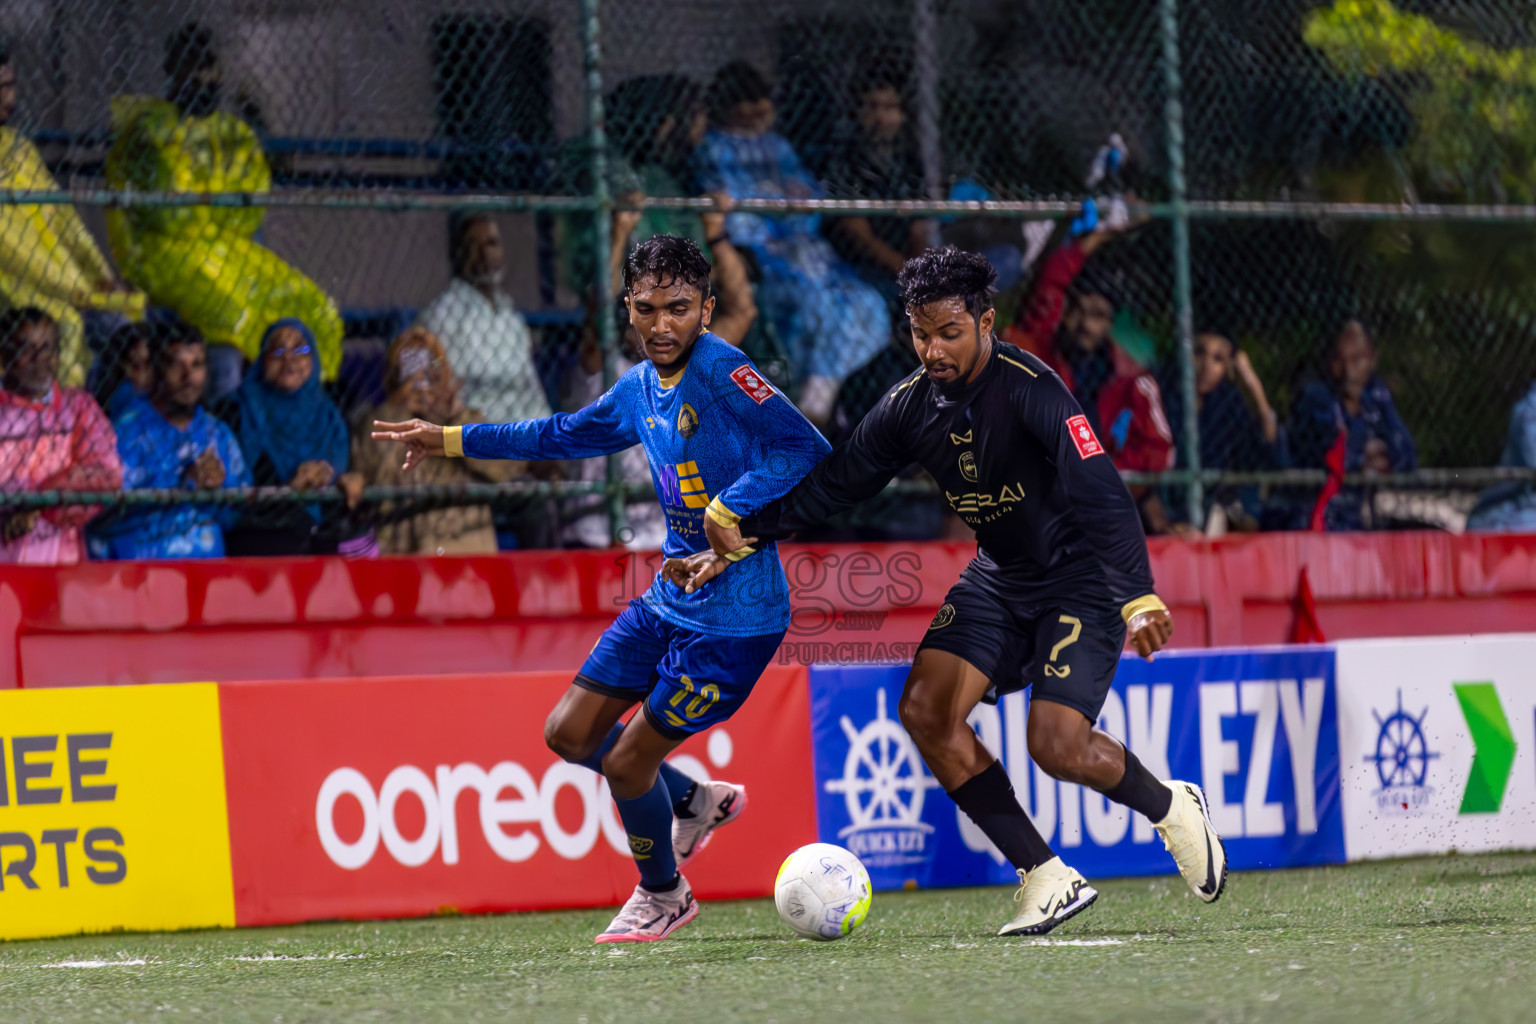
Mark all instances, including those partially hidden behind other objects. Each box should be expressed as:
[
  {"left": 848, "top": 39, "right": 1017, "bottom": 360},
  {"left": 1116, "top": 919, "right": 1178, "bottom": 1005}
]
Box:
[
  {"left": 808, "top": 649, "right": 1345, "bottom": 889},
  {"left": 1334, "top": 634, "right": 1536, "bottom": 860}
]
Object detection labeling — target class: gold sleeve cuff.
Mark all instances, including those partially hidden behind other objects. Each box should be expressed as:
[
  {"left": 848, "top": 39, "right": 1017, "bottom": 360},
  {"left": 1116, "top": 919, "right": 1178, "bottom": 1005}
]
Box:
[
  {"left": 1121, "top": 594, "right": 1168, "bottom": 627},
  {"left": 722, "top": 545, "right": 757, "bottom": 563},
  {"left": 705, "top": 496, "right": 740, "bottom": 529},
  {"left": 443, "top": 425, "right": 465, "bottom": 458}
]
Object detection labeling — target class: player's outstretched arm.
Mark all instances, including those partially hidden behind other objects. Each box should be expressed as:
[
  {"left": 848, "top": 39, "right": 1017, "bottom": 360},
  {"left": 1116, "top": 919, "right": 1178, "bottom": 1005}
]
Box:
[
  {"left": 733, "top": 381, "right": 915, "bottom": 547},
  {"left": 372, "top": 419, "right": 447, "bottom": 472},
  {"left": 383, "top": 373, "right": 644, "bottom": 469}
]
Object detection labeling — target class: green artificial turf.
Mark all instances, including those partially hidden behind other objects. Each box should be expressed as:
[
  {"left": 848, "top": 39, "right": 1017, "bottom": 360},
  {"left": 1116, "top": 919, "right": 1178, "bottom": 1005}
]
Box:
[{"left": 3, "top": 853, "right": 1534, "bottom": 1023}]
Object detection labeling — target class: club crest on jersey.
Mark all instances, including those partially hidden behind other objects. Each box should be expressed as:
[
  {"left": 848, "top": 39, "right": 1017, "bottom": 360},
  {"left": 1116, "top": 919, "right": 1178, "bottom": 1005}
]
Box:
[
  {"left": 730, "top": 364, "right": 775, "bottom": 404},
  {"left": 929, "top": 603, "right": 955, "bottom": 629},
  {"left": 1066, "top": 414, "right": 1104, "bottom": 459},
  {"left": 958, "top": 451, "right": 979, "bottom": 483},
  {"left": 677, "top": 402, "right": 699, "bottom": 439}
]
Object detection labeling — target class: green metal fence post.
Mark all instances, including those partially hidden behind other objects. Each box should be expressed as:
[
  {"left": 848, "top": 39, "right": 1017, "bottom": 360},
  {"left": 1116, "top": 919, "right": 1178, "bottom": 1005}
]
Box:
[
  {"left": 1159, "top": 0, "right": 1203, "bottom": 526},
  {"left": 580, "top": 0, "right": 627, "bottom": 542}
]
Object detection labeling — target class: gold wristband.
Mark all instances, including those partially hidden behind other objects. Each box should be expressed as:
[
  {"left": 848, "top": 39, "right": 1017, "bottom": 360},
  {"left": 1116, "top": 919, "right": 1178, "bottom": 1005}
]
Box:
[
  {"left": 443, "top": 425, "right": 464, "bottom": 458},
  {"left": 722, "top": 545, "right": 757, "bottom": 563},
  {"left": 705, "top": 496, "right": 740, "bottom": 529},
  {"left": 1121, "top": 594, "right": 1168, "bottom": 627}
]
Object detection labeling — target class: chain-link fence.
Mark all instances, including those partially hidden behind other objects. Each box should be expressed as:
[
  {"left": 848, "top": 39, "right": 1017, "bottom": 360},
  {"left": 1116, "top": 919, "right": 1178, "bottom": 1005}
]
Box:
[{"left": 2, "top": 0, "right": 1535, "bottom": 562}]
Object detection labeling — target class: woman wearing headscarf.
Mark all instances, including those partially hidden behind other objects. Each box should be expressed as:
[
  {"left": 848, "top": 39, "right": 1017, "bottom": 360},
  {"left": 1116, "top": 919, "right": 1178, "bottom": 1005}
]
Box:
[
  {"left": 213, "top": 317, "right": 362, "bottom": 555},
  {"left": 350, "top": 327, "right": 522, "bottom": 555}
]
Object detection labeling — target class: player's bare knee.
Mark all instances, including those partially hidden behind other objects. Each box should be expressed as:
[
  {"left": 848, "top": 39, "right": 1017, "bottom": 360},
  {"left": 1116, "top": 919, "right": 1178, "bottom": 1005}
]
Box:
[
  {"left": 601, "top": 747, "right": 655, "bottom": 801},
  {"left": 544, "top": 714, "right": 593, "bottom": 764},
  {"left": 1028, "top": 729, "right": 1087, "bottom": 782},
  {"left": 899, "top": 694, "right": 968, "bottom": 768},
  {"left": 897, "top": 689, "right": 945, "bottom": 746}
]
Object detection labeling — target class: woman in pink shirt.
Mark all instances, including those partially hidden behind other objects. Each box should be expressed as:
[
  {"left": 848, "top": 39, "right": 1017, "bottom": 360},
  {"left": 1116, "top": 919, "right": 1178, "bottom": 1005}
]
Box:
[{"left": 0, "top": 307, "right": 123, "bottom": 564}]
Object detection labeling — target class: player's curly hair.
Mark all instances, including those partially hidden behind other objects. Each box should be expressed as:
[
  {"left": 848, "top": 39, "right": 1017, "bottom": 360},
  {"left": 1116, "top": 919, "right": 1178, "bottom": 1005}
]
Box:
[
  {"left": 898, "top": 246, "right": 998, "bottom": 322},
  {"left": 623, "top": 234, "right": 712, "bottom": 300}
]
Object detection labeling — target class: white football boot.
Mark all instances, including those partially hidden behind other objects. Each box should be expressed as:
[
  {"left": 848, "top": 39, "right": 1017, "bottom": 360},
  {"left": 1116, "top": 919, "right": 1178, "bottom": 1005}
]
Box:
[
  {"left": 996, "top": 856, "right": 1098, "bottom": 937},
  {"left": 673, "top": 780, "right": 747, "bottom": 869},
  {"left": 594, "top": 877, "right": 698, "bottom": 944},
  {"left": 1153, "top": 781, "right": 1229, "bottom": 903}
]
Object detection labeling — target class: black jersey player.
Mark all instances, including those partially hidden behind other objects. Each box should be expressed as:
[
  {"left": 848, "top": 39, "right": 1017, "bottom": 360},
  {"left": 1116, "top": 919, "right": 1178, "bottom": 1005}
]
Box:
[{"left": 669, "top": 247, "right": 1227, "bottom": 936}]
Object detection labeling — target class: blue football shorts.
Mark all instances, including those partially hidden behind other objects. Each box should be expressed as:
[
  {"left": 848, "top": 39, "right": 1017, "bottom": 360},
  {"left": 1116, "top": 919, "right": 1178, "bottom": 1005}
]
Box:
[{"left": 574, "top": 598, "right": 787, "bottom": 739}]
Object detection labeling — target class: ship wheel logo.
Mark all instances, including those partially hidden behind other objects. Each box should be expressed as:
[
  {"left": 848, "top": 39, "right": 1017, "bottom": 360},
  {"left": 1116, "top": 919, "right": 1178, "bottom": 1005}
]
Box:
[
  {"left": 1366, "top": 689, "right": 1439, "bottom": 793},
  {"left": 825, "top": 689, "right": 941, "bottom": 839}
]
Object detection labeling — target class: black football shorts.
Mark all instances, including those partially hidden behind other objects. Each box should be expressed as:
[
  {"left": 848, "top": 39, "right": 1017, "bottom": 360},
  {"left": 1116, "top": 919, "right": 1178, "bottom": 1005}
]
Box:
[{"left": 917, "top": 569, "right": 1127, "bottom": 722}]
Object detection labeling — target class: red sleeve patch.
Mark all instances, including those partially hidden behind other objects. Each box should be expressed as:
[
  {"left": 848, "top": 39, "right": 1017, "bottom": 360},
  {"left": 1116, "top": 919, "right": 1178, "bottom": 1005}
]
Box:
[
  {"left": 1066, "top": 414, "right": 1105, "bottom": 459},
  {"left": 730, "top": 364, "right": 776, "bottom": 404}
]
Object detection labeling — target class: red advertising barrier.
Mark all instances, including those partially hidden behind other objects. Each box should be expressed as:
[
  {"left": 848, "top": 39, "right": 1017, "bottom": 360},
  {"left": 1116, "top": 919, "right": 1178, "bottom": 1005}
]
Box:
[
  {"left": 3, "top": 532, "right": 1536, "bottom": 688},
  {"left": 218, "top": 667, "right": 816, "bottom": 926}
]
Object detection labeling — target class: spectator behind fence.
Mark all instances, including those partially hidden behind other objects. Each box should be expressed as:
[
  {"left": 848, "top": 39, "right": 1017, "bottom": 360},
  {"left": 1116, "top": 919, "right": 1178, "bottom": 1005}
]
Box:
[
  {"left": 89, "top": 320, "right": 156, "bottom": 420},
  {"left": 417, "top": 213, "right": 551, "bottom": 427},
  {"left": 1159, "top": 332, "right": 1287, "bottom": 533},
  {"left": 818, "top": 71, "right": 931, "bottom": 308},
  {"left": 558, "top": 76, "right": 706, "bottom": 287},
  {"left": 88, "top": 323, "right": 251, "bottom": 560},
  {"left": 695, "top": 60, "right": 890, "bottom": 425},
  {"left": 351, "top": 328, "right": 522, "bottom": 555},
  {"left": 1288, "top": 320, "right": 1417, "bottom": 531},
  {"left": 0, "top": 51, "right": 145, "bottom": 387},
  {"left": 558, "top": 324, "right": 667, "bottom": 551},
  {"left": 1466, "top": 379, "right": 1536, "bottom": 532},
  {"left": 0, "top": 307, "right": 122, "bottom": 564},
  {"left": 557, "top": 75, "right": 758, "bottom": 345},
  {"left": 103, "top": 23, "right": 343, "bottom": 398},
  {"left": 212, "top": 318, "right": 364, "bottom": 556},
  {"left": 1002, "top": 228, "right": 1175, "bottom": 530}
]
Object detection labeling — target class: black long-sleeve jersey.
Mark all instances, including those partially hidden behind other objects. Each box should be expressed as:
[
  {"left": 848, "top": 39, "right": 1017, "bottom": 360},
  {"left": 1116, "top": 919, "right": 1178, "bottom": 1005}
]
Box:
[{"left": 741, "top": 340, "right": 1158, "bottom": 612}]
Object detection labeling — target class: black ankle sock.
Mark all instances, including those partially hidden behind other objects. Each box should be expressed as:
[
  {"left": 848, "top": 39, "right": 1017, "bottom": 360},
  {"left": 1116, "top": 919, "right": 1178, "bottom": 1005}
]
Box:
[
  {"left": 947, "top": 761, "right": 1055, "bottom": 873},
  {"left": 672, "top": 782, "right": 699, "bottom": 819},
  {"left": 640, "top": 873, "right": 681, "bottom": 894},
  {"left": 1103, "top": 747, "right": 1173, "bottom": 822}
]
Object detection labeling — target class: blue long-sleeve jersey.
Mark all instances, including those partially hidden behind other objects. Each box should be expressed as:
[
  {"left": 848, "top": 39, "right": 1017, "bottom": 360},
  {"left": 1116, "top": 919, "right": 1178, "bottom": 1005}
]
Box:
[{"left": 458, "top": 333, "right": 831, "bottom": 636}]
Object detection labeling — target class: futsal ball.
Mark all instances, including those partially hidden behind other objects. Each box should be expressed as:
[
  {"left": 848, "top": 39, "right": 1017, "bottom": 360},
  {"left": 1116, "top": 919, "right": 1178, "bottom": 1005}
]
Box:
[{"left": 773, "top": 843, "right": 873, "bottom": 940}]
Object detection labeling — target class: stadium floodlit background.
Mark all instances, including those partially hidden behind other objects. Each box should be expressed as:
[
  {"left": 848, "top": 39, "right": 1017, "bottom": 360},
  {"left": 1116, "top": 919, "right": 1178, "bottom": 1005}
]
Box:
[{"left": 4, "top": 0, "right": 1536, "bottom": 552}]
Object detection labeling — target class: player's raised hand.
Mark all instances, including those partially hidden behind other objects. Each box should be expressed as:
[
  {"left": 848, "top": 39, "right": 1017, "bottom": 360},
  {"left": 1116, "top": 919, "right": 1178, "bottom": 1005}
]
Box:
[
  {"left": 372, "top": 419, "right": 447, "bottom": 472},
  {"left": 661, "top": 550, "right": 732, "bottom": 594},
  {"left": 1128, "top": 607, "right": 1173, "bottom": 661}
]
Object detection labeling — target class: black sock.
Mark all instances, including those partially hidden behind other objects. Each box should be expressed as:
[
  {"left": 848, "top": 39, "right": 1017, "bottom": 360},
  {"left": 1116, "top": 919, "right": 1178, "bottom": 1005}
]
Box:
[
  {"left": 671, "top": 781, "right": 699, "bottom": 819},
  {"left": 1102, "top": 747, "right": 1173, "bottom": 822},
  {"left": 947, "top": 761, "right": 1055, "bottom": 873},
  {"left": 639, "top": 873, "right": 681, "bottom": 894}
]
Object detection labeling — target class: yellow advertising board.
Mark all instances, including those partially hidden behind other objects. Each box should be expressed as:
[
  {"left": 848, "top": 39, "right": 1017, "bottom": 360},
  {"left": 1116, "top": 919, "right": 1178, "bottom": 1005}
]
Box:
[{"left": 0, "top": 684, "right": 234, "bottom": 940}]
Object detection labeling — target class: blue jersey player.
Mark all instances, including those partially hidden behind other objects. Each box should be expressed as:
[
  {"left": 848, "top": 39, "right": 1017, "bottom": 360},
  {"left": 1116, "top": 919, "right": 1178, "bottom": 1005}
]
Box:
[{"left": 373, "top": 235, "right": 830, "bottom": 943}]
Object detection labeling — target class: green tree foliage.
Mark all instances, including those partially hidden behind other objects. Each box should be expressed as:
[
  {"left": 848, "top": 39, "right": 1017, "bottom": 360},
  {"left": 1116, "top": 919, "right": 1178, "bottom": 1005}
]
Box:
[{"left": 1307, "top": 0, "right": 1536, "bottom": 204}]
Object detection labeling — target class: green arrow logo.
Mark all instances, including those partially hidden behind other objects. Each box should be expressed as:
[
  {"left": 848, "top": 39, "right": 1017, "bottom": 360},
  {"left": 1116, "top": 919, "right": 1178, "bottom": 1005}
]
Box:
[{"left": 1454, "top": 682, "right": 1517, "bottom": 814}]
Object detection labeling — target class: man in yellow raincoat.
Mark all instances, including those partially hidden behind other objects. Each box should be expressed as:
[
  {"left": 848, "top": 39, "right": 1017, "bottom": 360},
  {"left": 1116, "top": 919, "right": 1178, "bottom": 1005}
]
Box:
[
  {"left": 0, "top": 50, "right": 145, "bottom": 387},
  {"left": 104, "top": 24, "right": 343, "bottom": 390}
]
